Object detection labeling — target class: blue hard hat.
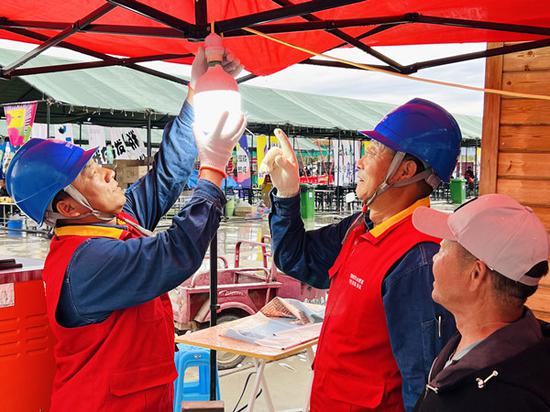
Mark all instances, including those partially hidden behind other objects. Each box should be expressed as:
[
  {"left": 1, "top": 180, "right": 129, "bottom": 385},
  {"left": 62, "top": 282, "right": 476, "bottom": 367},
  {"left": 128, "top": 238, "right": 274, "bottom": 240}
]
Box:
[
  {"left": 5, "top": 139, "right": 97, "bottom": 224},
  {"left": 360, "top": 98, "right": 462, "bottom": 183}
]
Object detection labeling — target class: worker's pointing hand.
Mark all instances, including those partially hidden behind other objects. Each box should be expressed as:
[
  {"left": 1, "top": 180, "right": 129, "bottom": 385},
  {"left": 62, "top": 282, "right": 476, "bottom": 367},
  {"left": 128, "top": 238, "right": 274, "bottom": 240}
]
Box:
[{"left": 259, "top": 129, "right": 300, "bottom": 198}]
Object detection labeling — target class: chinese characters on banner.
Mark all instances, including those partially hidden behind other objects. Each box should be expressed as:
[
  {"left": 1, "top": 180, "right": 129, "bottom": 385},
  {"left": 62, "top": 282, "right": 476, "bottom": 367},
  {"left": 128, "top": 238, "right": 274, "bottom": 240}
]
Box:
[
  {"left": 3, "top": 102, "right": 37, "bottom": 146},
  {"left": 110, "top": 128, "right": 147, "bottom": 160},
  {"left": 235, "top": 134, "right": 251, "bottom": 189},
  {"left": 89, "top": 127, "right": 148, "bottom": 164}
]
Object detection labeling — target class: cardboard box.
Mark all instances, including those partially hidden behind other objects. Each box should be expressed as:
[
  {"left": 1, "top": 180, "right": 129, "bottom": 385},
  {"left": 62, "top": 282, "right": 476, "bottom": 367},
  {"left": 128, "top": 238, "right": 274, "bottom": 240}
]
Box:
[
  {"left": 116, "top": 165, "right": 149, "bottom": 184},
  {"left": 114, "top": 159, "right": 147, "bottom": 168}
]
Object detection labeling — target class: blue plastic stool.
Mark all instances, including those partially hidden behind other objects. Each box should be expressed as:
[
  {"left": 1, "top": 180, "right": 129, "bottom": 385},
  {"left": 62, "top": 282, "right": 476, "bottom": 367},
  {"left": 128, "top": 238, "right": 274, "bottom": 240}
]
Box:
[{"left": 173, "top": 343, "right": 220, "bottom": 412}]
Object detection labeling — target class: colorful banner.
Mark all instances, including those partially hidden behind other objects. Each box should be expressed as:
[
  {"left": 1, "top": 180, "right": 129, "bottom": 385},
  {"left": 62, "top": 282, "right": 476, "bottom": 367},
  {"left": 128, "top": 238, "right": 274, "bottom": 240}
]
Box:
[
  {"left": 236, "top": 134, "right": 251, "bottom": 189},
  {"left": 3, "top": 102, "right": 37, "bottom": 146},
  {"left": 256, "top": 135, "right": 267, "bottom": 186},
  {"left": 256, "top": 134, "right": 278, "bottom": 186}
]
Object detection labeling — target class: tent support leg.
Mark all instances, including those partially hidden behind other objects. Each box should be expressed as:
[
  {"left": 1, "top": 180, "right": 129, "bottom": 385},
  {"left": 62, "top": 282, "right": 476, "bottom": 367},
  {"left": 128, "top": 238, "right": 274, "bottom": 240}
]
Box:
[{"left": 209, "top": 233, "right": 219, "bottom": 401}]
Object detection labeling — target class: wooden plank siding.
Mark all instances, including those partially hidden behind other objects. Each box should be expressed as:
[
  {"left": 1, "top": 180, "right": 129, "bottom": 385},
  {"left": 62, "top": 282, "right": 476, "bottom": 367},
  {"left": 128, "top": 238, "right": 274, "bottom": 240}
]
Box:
[
  {"left": 500, "top": 125, "right": 550, "bottom": 152},
  {"left": 501, "top": 71, "right": 550, "bottom": 96},
  {"left": 479, "top": 43, "right": 503, "bottom": 195},
  {"left": 496, "top": 179, "right": 550, "bottom": 206},
  {"left": 500, "top": 99, "right": 550, "bottom": 125},
  {"left": 502, "top": 47, "right": 550, "bottom": 72},
  {"left": 497, "top": 153, "right": 550, "bottom": 179},
  {"left": 482, "top": 42, "right": 550, "bottom": 321}
]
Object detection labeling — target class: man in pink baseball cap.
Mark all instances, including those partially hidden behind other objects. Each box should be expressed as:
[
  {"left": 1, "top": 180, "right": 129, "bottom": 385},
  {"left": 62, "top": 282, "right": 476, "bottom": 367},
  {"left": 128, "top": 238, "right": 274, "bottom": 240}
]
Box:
[{"left": 412, "top": 194, "right": 550, "bottom": 411}]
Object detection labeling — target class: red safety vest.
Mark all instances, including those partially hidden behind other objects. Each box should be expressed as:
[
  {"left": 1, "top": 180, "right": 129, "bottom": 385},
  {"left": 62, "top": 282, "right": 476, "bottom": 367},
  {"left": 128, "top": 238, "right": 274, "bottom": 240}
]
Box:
[
  {"left": 43, "top": 212, "right": 177, "bottom": 412},
  {"left": 311, "top": 213, "right": 439, "bottom": 411}
]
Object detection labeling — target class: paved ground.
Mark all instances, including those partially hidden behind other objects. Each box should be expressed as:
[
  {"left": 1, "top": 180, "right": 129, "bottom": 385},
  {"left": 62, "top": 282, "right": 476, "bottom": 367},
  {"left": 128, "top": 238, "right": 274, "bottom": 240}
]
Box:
[
  {"left": 0, "top": 199, "right": 458, "bottom": 262},
  {"left": 0, "top": 199, "right": 460, "bottom": 411},
  {"left": 218, "top": 354, "right": 313, "bottom": 412}
]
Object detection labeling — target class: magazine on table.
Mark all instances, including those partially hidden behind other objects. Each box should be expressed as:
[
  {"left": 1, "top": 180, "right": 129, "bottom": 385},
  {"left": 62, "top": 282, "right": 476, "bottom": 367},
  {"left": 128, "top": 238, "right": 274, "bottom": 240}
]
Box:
[{"left": 222, "top": 297, "right": 325, "bottom": 350}]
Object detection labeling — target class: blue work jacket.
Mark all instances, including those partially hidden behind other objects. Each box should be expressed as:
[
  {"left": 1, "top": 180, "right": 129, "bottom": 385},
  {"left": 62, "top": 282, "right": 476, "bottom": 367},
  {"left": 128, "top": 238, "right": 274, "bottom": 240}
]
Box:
[
  {"left": 56, "top": 101, "right": 225, "bottom": 328},
  {"left": 269, "top": 190, "right": 456, "bottom": 411}
]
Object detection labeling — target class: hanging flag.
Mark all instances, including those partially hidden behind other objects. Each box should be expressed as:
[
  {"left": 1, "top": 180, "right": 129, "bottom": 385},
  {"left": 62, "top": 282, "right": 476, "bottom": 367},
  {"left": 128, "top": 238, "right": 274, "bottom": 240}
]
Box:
[
  {"left": 1, "top": 141, "right": 14, "bottom": 178},
  {"left": 31, "top": 123, "right": 48, "bottom": 139},
  {"left": 109, "top": 128, "right": 147, "bottom": 160},
  {"left": 3, "top": 102, "right": 38, "bottom": 146},
  {"left": 85, "top": 125, "right": 107, "bottom": 149},
  {"left": 354, "top": 140, "right": 362, "bottom": 184},
  {"left": 256, "top": 134, "right": 267, "bottom": 186},
  {"left": 256, "top": 134, "right": 278, "bottom": 186},
  {"left": 0, "top": 140, "right": 5, "bottom": 179},
  {"left": 236, "top": 134, "right": 251, "bottom": 189}
]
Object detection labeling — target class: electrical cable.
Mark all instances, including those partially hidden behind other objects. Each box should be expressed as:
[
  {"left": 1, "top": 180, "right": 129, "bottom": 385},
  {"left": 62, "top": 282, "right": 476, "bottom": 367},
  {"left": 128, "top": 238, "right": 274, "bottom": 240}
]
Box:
[
  {"left": 242, "top": 26, "right": 550, "bottom": 102},
  {"left": 232, "top": 371, "right": 264, "bottom": 412}
]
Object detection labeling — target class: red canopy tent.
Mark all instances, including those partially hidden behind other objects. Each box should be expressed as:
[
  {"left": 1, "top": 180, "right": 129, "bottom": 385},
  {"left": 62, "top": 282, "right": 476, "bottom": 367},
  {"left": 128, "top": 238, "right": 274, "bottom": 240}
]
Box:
[
  {"left": 1, "top": 1, "right": 549, "bottom": 404},
  {"left": 0, "top": 0, "right": 549, "bottom": 81}
]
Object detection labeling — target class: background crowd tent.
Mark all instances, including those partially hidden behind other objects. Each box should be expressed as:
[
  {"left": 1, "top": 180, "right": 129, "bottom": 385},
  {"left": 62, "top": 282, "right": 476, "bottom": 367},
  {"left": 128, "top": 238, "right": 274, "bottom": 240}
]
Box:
[
  {"left": 0, "top": 48, "right": 483, "bottom": 188},
  {"left": 0, "top": 49, "right": 482, "bottom": 143},
  {"left": 480, "top": 43, "right": 550, "bottom": 322}
]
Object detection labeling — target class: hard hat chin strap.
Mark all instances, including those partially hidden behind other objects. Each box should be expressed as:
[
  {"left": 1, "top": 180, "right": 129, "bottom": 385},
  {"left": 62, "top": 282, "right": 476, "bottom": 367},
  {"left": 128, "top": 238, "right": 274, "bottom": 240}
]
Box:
[
  {"left": 364, "top": 151, "right": 441, "bottom": 207},
  {"left": 44, "top": 184, "right": 115, "bottom": 227},
  {"left": 364, "top": 151, "right": 405, "bottom": 207}
]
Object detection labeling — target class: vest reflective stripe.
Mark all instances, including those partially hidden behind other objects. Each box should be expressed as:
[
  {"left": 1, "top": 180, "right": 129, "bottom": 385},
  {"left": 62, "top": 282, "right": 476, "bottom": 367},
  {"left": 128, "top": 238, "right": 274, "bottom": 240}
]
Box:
[
  {"left": 311, "top": 214, "right": 439, "bottom": 411},
  {"left": 43, "top": 212, "right": 177, "bottom": 412}
]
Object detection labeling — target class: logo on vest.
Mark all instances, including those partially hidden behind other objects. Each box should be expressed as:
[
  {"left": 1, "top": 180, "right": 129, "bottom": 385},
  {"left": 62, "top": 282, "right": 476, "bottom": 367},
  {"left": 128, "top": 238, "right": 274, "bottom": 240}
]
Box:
[{"left": 349, "top": 273, "right": 364, "bottom": 290}]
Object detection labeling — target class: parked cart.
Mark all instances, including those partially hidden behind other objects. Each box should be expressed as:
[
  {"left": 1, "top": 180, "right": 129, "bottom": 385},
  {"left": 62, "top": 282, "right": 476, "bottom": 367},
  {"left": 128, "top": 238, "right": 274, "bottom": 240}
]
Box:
[{"left": 170, "top": 237, "right": 326, "bottom": 369}]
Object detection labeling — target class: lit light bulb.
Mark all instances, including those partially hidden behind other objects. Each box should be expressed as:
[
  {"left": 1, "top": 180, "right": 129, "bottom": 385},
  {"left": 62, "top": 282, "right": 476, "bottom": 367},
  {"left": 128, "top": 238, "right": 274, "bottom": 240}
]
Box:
[{"left": 194, "top": 33, "right": 242, "bottom": 135}]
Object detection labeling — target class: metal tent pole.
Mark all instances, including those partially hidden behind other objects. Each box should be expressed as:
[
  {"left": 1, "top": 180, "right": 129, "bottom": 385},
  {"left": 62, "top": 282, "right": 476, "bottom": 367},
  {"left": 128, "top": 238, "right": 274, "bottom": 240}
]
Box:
[
  {"left": 46, "top": 101, "right": 51, "bottom": 137},
  {"left": 336, "top": 133, "right": 341, "bottom": 212},
  {"left": 328, "top": 138, "right": 332, "bottom": 186},
  {"left": 208, "top": 232, "right": 218, "bottom": 399},
  {"left": 192, "top": 0, "right": 220, "bottom": 400},
  {"left": 146, "top": 113, "right": 152, "bottom": 170},
  {"left": 474, "top": 141, "right": 479, "bottom": 181},
  {"left": 351, "top": 136, "right": 356, "bottom": 185}
]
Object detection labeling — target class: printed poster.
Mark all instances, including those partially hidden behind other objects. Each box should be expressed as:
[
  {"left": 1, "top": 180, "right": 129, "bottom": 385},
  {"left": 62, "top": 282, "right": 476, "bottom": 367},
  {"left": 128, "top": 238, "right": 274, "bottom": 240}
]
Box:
[
  {"left": 3, "top": 102, "right": 37, "bottom": 146},
  {"left": 235, "top": 134, "right": 251, "bottom": 189}
]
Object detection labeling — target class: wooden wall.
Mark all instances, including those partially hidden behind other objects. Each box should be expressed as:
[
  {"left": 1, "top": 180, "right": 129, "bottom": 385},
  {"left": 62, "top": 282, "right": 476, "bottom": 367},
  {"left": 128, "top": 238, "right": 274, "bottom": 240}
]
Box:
[{"left": 480, "top": 43, "right": 550, "bottom": 321}]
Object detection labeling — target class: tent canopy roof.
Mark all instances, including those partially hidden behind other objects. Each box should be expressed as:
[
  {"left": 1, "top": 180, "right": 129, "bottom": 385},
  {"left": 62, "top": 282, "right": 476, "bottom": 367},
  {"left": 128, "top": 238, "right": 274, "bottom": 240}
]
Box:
[
  {"left": 0, "top": 48, "right": 481, "bottom": 139},
  {"left": 0, "top": 1, "right": 548, "bottom": 77}
]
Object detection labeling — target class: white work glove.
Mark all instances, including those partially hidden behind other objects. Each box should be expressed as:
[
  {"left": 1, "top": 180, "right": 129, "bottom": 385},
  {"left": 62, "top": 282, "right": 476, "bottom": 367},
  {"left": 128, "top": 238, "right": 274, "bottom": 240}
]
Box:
[
  {"left": 193, "top": 112, "right": 247, "bottom": 176},
  {"left": 259, "top": 129, "right": 300, "bottom": 198},
  {"left": 190, "top": 47, "right": 243, "bottom": 89}
]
